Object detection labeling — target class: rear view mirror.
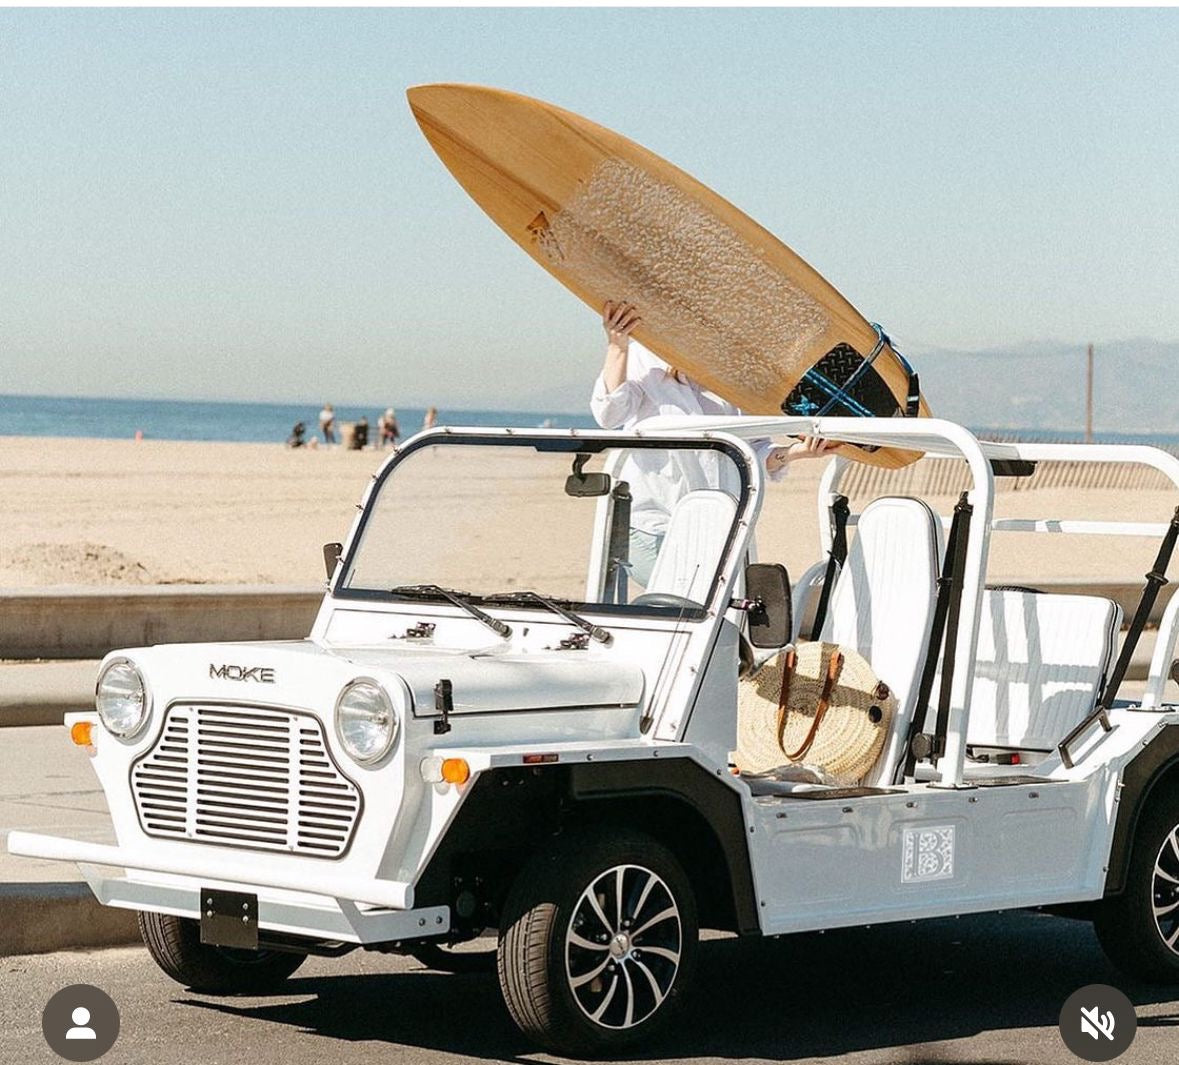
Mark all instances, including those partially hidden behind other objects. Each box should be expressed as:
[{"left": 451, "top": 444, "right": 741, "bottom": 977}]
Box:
[
  {"left": 565, "top": 452, "right": 611, "bottom": 497},
  {"left": 565, "top": 472, "right": 611, "bottom": 497},
  {"left": 744, "top": 563, "right": 792, "bottom": 649},
  {"left": 323, "top": 542, "right": 343, "bottom": 581}
]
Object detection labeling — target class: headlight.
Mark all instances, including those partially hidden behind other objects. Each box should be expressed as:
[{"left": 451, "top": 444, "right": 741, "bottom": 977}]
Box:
[
  {"left": 95, "top": 659, "right": 149, "bottom": 738},
  {"left": 335, "top": 679, "right": 398, "bottom": 765}
]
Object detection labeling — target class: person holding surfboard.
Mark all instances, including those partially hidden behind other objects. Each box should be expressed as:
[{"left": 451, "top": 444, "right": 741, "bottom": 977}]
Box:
[{"left": 592, "top": 300, "right": 836, "bottom": 587}]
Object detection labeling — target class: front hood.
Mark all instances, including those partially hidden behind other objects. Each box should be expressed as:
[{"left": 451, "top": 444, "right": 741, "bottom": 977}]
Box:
[
  {"left": 124, "top": 639, "right": 644, "bottom": 716},
  {"left": 341, "top": 646, "right": 644, "bottom": 715}
]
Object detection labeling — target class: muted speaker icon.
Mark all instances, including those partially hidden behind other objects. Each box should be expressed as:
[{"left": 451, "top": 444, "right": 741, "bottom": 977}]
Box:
[{"left": 1080, "top": 1005, "right": 1116, "bottom": 1041}]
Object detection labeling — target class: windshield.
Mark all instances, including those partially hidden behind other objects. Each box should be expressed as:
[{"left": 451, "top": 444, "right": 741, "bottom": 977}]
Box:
[{"left": 338, "top": 437, "right": 747, "bottom": 613}]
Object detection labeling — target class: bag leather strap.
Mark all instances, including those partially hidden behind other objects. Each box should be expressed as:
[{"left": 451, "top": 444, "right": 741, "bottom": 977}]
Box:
[{"left": 777, "top": 648, "right": 844, "bottom": 762}]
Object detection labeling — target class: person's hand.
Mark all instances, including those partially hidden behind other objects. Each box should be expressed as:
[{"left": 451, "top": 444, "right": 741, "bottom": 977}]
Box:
[
  {"left": 603, "top": 301, "right": 641, "bottom": 353},
  {"left": 766, "top": 436, "right": 839, "bottom": 472}
]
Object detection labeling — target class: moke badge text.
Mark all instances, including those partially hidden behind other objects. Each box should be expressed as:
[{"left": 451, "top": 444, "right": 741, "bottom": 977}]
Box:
[{"left": 209, "top": 664, "right": 276, "bottom": 683}]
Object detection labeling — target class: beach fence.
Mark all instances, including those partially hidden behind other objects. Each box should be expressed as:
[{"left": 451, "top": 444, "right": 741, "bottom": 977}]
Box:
[{"left": 841, "top": 431, "right": 1179, "bottom": 498}]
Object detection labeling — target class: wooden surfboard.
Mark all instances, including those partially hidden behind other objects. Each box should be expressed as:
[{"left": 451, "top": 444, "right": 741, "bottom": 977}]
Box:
[{"left": 408, "top": 83, "right": 930, "bottom": 467}]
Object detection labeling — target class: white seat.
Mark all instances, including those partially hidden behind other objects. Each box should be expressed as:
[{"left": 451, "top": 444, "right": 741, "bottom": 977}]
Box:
[
  {"left": 959, "top": 590, "right": 1123, "bottom": 752},
  {"left": 646, "top": 489, "right": 738, "bottom": 604},
  {"left": 820, "top": 497, "right": 944, "bottom": 784}
]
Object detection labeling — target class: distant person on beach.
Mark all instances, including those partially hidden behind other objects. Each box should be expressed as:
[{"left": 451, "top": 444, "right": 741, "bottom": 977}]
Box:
[
  {"left": 591, "top": 300, "right": 836, "bottom": 586},
  {"left": 319, "top": 404, "right": 336, "bottom": 445},
  {"left": 352, "top": 416, "right": 370, "bottom": 450},
  {"left": 378, "top": 408, "right": 401, "bottom": 448},
  {"left": 287, "top": 421, "right": 306, "bottom": 448},
  {"left": 423, "top": 406, "right": 438, "bottom": 431}
]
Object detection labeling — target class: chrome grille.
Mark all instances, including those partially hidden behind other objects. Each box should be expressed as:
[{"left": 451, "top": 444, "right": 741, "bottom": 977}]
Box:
[{"left": 131, "top": 704, "right": 361, "bottom": 857}]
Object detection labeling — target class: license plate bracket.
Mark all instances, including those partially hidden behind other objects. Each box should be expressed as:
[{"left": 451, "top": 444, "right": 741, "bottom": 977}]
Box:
[{"left": 200, "top": 887, "right": 259, "bottom": 950}]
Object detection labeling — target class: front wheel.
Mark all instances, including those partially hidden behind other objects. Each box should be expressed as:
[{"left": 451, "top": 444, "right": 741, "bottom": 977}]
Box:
[
  {"left": 498, "top": 829, "right": 697, "bottom": 1057},
  {"left": 138, "top": 912, "right": 306, "bottom": 993},
  {"left": 1094, "top": 795, "right": 1179, "bottom": 983}
]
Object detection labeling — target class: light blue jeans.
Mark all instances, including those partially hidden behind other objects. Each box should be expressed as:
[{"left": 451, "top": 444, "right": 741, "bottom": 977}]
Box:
[{"left": 627, "top": 529, "right": 664, "bottom": 590}]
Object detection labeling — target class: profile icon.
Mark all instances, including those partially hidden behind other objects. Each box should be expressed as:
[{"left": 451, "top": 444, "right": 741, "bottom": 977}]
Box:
[
  {"left": 66, "top": 1006, "right": 97, "bottom": 1040},
  {"left": 42, "top": 984, "right": 119, "bottom": 1060}
]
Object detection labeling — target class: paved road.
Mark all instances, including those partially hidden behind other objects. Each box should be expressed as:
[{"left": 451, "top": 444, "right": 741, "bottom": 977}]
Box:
[{"left": 3, "top": 913, "right": 1179, "bottom": 1065}]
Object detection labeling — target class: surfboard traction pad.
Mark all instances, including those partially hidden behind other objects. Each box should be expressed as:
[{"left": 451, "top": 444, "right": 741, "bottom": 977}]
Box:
[{"left": 780, "top": 343, "right": 899, "bottom": 452}]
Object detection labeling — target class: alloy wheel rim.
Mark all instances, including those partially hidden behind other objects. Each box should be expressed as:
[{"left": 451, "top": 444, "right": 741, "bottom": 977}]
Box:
[
  {"left": 564, "top": 863, "right": 682, "bottom": 1030},
  {"left": 1153, "top": 826, "right": 1179, "bottom": 955}
]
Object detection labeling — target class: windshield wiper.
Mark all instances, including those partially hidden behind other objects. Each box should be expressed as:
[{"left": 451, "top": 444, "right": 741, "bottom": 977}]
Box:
[
  {"left": 485, "top": 590, "right": 611, "bottom": 645},
  {"left": 389, "top": 584, "right": 511, "bottom": 639}
]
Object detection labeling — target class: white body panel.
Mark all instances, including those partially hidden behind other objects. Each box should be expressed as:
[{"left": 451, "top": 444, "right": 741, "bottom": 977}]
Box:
[{"left": 745, "top": 711, "right": 1178, "bottom": 932}]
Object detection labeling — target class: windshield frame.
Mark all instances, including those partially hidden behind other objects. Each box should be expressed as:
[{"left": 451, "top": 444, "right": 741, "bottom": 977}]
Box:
[{"left": 330, "top": 429, "right": 754, "bottom": 619}]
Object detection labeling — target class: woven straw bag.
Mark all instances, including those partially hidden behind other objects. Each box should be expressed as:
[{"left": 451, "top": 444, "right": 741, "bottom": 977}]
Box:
[{"left": 736, "top": 641, "right": 896, "bottom": 785}]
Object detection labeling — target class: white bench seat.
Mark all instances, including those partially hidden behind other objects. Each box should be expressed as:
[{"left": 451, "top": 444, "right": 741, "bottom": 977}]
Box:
[
  {"left": 950, "top": 589, "right": 1123, "bottom": 753},
  {"left": 819, "top": 496, "right": 944, "bottom": 784}
]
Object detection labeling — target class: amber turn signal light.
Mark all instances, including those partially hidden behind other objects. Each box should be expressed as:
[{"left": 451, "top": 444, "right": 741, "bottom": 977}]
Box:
[
  {"left": 70, "top": 721, "right": 94, "bottom": 747},
  {"left": 441, "top": 758, "right": 470, "bottom": 785}
]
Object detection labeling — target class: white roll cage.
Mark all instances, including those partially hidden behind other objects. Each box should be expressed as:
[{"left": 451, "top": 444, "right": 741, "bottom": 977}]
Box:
[{"left": 636, "top": 415, "right": 1179, "bottom": 787}]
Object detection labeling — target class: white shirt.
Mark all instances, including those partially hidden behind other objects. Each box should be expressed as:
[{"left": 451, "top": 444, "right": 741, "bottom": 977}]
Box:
[{"left": 590, "top": 342, "right": 785, "bottom": 534}]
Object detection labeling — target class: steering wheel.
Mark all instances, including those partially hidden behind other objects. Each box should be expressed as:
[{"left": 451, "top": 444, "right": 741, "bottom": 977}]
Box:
[{"left": 630, "top": 592, "right": 701, "bottom": 610}]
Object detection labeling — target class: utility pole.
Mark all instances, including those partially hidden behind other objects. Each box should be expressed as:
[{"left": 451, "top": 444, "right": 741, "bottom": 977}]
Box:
[{"left": 1085, "top": 343, "right": 1094, "bottom": 443}]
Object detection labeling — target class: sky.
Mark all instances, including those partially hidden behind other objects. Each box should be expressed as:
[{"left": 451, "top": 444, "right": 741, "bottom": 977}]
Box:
[{"left": 2, "top": 7, "right": 1177, "bottom": 412}]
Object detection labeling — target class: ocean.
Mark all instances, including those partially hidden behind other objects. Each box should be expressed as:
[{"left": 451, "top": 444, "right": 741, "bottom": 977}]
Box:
[
  {"left": 1, "top": 393, "right": 1177, "bottom": 450},
  {"left": 0, "top": 394, "right": 596, "bottom": 444}
]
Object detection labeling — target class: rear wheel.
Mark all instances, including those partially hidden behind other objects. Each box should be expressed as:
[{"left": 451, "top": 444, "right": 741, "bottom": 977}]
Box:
[
  {"left": 498, "top": 829, "right": 697, "bottom": 1056},
  {"left": 1095, "top": 796, "right": 1179, "bottom": 983},
  {"left": 138, "top": 912, "right": 306, "bottom": 993}
]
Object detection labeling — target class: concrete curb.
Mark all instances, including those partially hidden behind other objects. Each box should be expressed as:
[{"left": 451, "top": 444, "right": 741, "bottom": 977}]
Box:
[
  {"left": 0, "top": 882, "right": 138, "bottom": 957},
  {"left": 0, "top": 584, "right": 323, "bottom": 660}
]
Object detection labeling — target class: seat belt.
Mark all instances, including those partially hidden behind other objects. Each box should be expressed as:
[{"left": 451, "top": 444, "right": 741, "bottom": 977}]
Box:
[
  {"left": 929, "top": 494, "right": 974, "bottom": 768},
  {"left": 900, "top": 492, "right": 973, "bottom": 781},
  {"left": 603, "top": 481, "right": 632, "bottom": 604},
  {"left": 809, "top": 495, "right": 850, "bottom": 640},
  {"left": 1099, "top": 504, "right": 1179, "bottom": 709}
]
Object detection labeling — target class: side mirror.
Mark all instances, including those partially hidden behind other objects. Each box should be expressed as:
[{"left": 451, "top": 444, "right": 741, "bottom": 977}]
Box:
[
  {"left": 323, "top": 542, "right": 343, "bottom": 582},
  {"left": 744, "top": 563, "right": 792, "bottom": 649},
  {"left": 1171, "top": 659, "right": 1179, "bottom": 686}
]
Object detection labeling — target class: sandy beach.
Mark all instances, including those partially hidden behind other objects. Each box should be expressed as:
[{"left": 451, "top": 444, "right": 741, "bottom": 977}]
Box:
[{"left": 1, "top": 435, "right": 1173, "bottom": 590}]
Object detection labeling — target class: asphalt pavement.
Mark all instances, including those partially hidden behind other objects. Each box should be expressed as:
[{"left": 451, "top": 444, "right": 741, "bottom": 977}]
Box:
[{"left": 3, "top": 913, "right": 1179, "bottom": 1065}]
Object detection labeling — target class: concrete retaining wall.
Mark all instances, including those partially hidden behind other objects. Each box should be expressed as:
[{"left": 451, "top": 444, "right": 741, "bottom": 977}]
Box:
[
  {"left": 0, "top": 585, "right": 323, "bottom": 660},
  {"left": 0, "top": 580, "right": 1173, "bottom": 662},
  {"left": 0, "top": 882, "right": 138, "bottom": 957}
]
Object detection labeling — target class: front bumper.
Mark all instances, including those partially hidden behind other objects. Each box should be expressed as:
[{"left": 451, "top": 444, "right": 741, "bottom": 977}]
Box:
[{"left": 6, "top": 831, "right": 449, "bottom": 945}]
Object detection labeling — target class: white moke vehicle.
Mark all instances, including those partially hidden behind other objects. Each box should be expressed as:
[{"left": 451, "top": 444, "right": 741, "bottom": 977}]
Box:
[{"left": 10, "top": 416, "right": 1179, "bottom": 1057}]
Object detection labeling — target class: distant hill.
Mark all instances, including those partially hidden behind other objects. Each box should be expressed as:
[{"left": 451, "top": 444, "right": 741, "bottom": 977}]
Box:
[{"left": 908, "top": 338, "right": 1179, "bottom": 434}]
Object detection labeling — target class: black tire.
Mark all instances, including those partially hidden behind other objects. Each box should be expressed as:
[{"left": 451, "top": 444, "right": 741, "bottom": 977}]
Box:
[
  {"left": 1094, "top": 793, "right": 1179, "bottom": 983},
  {"left": 407, "top": 937, "right": 498, "bottom": 974},
  {"left": 138, "top": 911, "right": 306, "bottom": 993},
  {"left": 498, "top": 829, "right": 697, "bottom": 1057}
]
